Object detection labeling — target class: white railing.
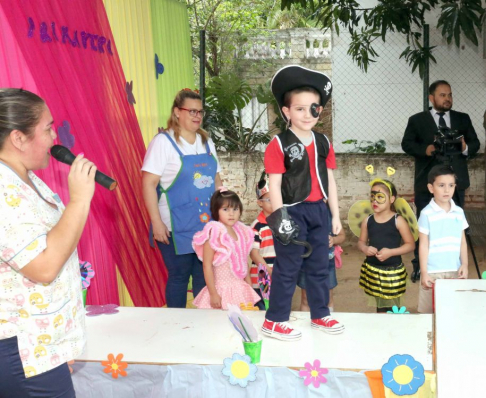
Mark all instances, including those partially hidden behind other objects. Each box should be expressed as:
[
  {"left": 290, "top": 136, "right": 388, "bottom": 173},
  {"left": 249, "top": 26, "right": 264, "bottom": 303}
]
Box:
[{"left": 237, "top": 28, "right": 332, "bottom": 60}]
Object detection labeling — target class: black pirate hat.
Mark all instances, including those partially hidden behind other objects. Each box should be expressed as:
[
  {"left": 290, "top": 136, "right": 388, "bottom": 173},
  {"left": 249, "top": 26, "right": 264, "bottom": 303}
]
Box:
[{"left": 271, "top": 65, "right": 332, "bottom": 121}]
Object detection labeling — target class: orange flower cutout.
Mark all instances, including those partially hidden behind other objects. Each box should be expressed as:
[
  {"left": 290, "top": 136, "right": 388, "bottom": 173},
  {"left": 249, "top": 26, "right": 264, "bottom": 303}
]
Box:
[
  {"left": 102, "top": 353, "right": 128, "bottom": 379},
  {"left": 200, "top": 213, "right": 210, "bottom": 223}
]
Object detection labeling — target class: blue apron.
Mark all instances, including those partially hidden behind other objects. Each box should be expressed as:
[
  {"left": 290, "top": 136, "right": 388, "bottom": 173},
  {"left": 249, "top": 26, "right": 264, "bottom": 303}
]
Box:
[{"left": 154, "top": 132, "right": 217, "bottom": 255}]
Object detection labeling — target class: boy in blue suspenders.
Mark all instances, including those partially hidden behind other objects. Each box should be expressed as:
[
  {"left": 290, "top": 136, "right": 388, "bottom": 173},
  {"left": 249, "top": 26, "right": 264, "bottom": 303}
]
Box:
[{"left": 262, "top": 65, "right": 345, "bottom": 341}]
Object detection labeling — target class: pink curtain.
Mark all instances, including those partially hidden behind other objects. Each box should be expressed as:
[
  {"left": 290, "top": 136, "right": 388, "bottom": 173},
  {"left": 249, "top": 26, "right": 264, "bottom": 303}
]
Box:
[{"left": 0, "top": 0, "right": 167, "bottom": 306}]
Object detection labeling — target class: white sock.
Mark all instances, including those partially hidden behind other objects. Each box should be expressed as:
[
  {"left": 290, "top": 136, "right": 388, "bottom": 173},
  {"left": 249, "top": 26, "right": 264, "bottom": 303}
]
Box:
[{"left": 329, "top": 307, "right": 334, "bottom": 312}]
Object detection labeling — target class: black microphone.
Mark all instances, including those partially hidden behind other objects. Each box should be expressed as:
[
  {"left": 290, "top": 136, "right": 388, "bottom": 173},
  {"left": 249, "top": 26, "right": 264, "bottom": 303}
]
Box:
[{"left": 50, "top": 145, "right": 118, "bottom": 191}]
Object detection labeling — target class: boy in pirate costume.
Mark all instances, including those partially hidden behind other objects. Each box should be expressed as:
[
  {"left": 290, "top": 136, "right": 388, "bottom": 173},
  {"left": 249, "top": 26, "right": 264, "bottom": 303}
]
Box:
[{"left": 262, "top": 65, "right": 344, "bottom": 341}]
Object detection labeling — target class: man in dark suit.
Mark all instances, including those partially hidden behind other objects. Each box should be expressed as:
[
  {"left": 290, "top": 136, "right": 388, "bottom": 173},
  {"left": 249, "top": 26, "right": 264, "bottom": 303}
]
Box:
[{"left": 401, "top": 80, "right": 480, "bottom": 281}]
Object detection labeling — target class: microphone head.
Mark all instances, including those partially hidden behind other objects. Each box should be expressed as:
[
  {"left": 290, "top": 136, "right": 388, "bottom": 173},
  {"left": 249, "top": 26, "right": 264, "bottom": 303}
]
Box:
[{"left": 50, "top": 145, "right": 76, "bottom": 165}]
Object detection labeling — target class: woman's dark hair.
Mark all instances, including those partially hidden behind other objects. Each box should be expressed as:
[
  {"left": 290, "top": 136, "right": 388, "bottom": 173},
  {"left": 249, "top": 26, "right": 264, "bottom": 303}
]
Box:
[
  {"left": 210, "top": 189, "right": 243, "bottom": 221},
  {"left": 0, "top": 88, "right": 46, "bottom": 150}
]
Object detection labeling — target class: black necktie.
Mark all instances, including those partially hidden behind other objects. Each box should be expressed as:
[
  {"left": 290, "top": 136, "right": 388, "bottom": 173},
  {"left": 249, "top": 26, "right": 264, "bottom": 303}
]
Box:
[{"left": 437, "top": 112, "right": 447, "bottom": 128}]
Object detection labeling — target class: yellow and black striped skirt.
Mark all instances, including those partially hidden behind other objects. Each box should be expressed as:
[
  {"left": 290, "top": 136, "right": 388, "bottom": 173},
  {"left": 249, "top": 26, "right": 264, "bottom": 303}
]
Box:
[{"left": 359, "top": 262, "right": 407, "bottom": 299}]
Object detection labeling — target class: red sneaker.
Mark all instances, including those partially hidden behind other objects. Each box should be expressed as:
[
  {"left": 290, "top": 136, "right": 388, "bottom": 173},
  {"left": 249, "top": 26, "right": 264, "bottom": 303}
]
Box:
[
  {"left": 311, "top": 316, "right": 345, "bottom": 334},
  {"left": 261, "top": 319, "right": 302, "bottom": 341}
]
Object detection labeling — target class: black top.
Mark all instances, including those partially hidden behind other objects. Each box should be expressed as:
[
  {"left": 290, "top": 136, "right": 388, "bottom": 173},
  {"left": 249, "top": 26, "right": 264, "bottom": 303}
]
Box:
[{"left": 366, "top": 214, "right": 402, "bottom": 266}]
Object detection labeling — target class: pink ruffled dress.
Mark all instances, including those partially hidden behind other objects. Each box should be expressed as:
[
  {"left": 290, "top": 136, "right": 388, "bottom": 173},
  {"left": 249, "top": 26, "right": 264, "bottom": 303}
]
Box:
[{"left": 192, "top": 221, "right": 260, "bottom": 309}]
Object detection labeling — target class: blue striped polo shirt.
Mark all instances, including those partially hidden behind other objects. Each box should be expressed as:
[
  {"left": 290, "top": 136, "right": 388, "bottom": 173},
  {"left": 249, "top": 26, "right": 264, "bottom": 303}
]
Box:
[{"left": 418, "top": 199, "right": 468, "bottom": 273}]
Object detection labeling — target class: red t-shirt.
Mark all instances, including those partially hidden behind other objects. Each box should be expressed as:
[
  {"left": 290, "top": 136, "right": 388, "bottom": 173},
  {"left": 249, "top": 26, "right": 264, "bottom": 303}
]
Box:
[{"left": 264, "top": 135, "right": 336, "bottom": 202}]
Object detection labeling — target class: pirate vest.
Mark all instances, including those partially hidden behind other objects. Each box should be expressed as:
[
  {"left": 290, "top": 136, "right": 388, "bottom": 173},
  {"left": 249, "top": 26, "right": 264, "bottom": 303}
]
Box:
[{"left": 276, "top": 129, "right": 330, "bottom": 205}]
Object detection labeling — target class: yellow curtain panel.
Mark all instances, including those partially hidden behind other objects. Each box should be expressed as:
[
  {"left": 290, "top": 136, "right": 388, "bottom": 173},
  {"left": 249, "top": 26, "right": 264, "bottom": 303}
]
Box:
[
  {"left": 150, "top": 0, "right": 194, "bottom": 132},
  {"left": 103, "top": 0, "right": 194, "bottom": 306},
  {"left": 103, "top": 0, "right": 159, "bottom": 145}
]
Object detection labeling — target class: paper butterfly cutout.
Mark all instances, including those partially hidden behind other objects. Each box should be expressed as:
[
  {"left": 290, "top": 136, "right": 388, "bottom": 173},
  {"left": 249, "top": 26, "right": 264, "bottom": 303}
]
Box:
[
  {"left": 86, "top": 304, "right": 119, "bottom": 317},
  {"left": 58, "top": 121, "right": 75, "bottom": 149},
  {"left": 125, "top": 81, "right": 136, "bottom": 105}
]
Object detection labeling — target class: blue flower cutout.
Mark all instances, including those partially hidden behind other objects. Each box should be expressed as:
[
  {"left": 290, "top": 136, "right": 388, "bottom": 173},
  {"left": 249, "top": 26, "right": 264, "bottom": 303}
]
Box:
[
  {"left": 222, "top": 353, "right": 257, "bottom": 388},
  {"left": 387, "top": 306, "right": 410, "bottom": 314},
  {"left": 381, "top": 354, "right": 425, "bottom": 395},
  {"left": 155, "top": 54, "right": 164, "bottom": 79}
]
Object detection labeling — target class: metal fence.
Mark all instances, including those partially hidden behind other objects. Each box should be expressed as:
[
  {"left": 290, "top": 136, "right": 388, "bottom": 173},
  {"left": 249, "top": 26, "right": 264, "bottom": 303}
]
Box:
[{"left": 192, "top": 27, "right": 486, "bottom": 154}]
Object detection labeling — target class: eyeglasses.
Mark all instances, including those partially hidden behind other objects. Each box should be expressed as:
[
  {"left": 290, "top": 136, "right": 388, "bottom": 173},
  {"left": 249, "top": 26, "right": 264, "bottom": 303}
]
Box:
[
  {"left": 370, "top": 192, "right": 387, "bottom": 204},
  {"left": 178, "top": 107, "right": 205, "bottom": 117}
]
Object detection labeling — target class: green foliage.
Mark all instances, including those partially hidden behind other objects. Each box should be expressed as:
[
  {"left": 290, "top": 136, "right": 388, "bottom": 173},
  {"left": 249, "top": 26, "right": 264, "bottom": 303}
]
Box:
[
  {"left": 280, "top": 0, "right": 485, "bottom": 77},
  {"left": 186, "top": 0, "right": 317, "bottom": 79},
  {"left": 204, "top": 74, "right": 276, "bottom": 153},
  {"left": 437, "top": 0, "right": 484, "bottom": 46},
  {"left": 206, "top": 73, "right": 253, "bottom": 111},
  {"left": 342, "top": 139, "right": 386, "bottom": 154}
]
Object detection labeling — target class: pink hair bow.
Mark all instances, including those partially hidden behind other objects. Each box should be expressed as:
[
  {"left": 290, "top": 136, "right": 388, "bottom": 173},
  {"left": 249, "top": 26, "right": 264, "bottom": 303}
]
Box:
[{"left": 218, "top": 186, "right": 228, "bottom": 193}]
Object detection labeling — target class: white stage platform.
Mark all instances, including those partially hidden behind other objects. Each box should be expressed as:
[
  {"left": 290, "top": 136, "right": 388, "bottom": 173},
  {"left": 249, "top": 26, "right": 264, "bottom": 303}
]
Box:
[
  {"left": 435, "top": 279, "right": 486, "bottom": 398},
  {"left": 78, "top": 307, "right": 433, "bottom": 371}
]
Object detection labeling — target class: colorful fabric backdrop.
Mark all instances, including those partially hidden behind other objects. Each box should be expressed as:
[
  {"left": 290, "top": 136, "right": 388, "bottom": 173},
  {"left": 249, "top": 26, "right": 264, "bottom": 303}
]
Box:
[{"left": 0, "top": 0, "right": 194, "bottom": 306}]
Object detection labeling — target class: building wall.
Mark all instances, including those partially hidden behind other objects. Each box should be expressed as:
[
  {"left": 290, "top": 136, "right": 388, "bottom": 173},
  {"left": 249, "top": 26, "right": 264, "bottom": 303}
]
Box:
[{"left": 219, "top": 153, "right": 485, "bottom": 246}]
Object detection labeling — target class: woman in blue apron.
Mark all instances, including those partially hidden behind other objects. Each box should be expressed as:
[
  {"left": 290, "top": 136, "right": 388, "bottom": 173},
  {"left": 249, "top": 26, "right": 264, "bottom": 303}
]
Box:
[{"left": 142, "top": 89, "right": 222, "bottom": 308}]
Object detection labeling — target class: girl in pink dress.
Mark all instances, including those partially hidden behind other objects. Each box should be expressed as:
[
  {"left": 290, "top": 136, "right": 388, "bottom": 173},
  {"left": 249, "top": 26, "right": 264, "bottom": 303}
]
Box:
[{"left": 192, "top": 188, "right": 261, "bottom": 309}]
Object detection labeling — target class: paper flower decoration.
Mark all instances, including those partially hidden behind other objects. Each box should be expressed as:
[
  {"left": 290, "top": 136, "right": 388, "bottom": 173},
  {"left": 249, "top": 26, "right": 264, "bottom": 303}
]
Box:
[
  {"left": 387, "top": 306, "right": 410, "bottom": 314},
  {"left": 102, "top": 353, "right": 128, "bottom": 379},
  {"left": 79, "top": 261, "right": 95, "bottom": 289},
  {"left": 222, "top": 353, "right": 257, "bottom": 388},
  {"left": 200, "top": 213, "right": 210, "bottom": 223},
  {"left": 86, "top": 304, "right": 119, "bottom": 317},
  {"left": 381, "top": 354, "right": 425, "bottom": 395},
  {"left": 299, "top": 359, "right": 328, "bottom": 388}
]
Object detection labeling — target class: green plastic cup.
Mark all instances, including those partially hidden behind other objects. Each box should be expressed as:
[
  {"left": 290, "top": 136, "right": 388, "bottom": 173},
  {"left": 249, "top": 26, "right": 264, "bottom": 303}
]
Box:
[
  {"left": 263, "top": 298, "right": 269, "bottom": 310},
  {"left": 243, "top": 339, "right": 262, "bottom": 364},
  {"left": 82, "top": 289, "right": 87, "bottom": 307}
]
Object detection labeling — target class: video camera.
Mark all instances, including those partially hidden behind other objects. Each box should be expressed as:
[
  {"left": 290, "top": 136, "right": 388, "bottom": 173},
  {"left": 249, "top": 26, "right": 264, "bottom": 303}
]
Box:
[{"left": 433, "top": 126, "right": 464, "bottom": 158}]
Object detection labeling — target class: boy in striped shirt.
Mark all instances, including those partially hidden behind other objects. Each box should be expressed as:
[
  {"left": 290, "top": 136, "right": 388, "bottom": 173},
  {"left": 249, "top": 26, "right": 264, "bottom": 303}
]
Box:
[
  {"left": 418, "top": 165, "right": 469, "bottom": 313},
  {"left": 249, "top": 175, "right": 276, "bottom": 310}
]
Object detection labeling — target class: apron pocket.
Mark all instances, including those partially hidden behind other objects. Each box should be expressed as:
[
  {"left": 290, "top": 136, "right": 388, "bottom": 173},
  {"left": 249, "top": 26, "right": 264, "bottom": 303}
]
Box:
[{"left": 170, "top": 201, "right": 203, "bottom": 234}]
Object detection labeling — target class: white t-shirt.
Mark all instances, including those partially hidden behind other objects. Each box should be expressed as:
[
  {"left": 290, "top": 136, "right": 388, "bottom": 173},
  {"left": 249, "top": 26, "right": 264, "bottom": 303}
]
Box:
[{"left": 142, "top": 129, "right": 220, "bottom": 231}]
